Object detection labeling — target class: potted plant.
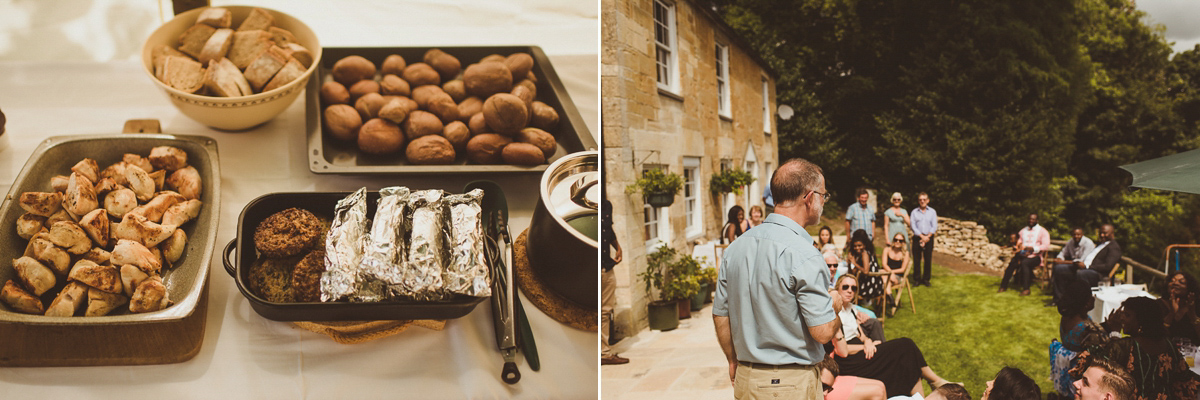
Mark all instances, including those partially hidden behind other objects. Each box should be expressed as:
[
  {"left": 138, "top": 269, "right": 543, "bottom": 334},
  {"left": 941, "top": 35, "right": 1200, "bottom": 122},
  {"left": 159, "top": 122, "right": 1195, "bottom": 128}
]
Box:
[
  {"left": 639, "top": 246, "right": 703, "bottom": 329},
  {"left": 710, "top": 168, "right": 756, "bottom": 195},
  {"left": 698, "top": 266, "right": 719, "bottom": 304},
  {"left": 626, "top": 168, "right": 683, "bottom": 208},
  {"left": 665, "top": 256, "right": 703, "bottom": 318}
]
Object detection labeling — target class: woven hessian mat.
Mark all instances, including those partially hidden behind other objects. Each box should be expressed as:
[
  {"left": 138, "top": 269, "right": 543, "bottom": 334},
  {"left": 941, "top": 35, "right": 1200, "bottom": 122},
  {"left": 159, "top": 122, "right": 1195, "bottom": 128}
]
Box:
[{"left": 293, "top": 319, "right": 446, "bottom": 344}]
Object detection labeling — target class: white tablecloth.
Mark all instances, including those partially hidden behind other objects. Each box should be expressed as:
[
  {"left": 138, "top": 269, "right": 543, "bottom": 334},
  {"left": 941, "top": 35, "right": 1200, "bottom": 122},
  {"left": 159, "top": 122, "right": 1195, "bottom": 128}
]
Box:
[
  {"left": 0, "top": 2, "right": 598, "bottom": 397},
  {"left": 1089, "top": 284, "right": 1155, "bottom": 323}
]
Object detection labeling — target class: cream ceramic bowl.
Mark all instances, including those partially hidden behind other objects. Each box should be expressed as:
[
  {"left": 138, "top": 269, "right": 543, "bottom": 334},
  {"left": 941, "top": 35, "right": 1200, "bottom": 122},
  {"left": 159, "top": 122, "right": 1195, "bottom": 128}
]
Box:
[{"left": 141, "top": 6, "right": 322, "bottom": 131}]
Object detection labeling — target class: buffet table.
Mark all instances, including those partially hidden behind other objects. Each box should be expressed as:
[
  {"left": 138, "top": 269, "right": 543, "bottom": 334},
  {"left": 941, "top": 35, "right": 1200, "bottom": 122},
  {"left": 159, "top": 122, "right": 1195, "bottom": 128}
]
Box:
[{"left": 0, "top": 2, "right": 598, "bottom": 398}]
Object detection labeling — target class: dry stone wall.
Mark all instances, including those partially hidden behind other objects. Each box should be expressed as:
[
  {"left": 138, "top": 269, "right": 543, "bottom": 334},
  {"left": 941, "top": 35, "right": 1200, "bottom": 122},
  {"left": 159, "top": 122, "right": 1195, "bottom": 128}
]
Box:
[{"left": 932, "top": 217, "right": 1012, "bottom": 271}]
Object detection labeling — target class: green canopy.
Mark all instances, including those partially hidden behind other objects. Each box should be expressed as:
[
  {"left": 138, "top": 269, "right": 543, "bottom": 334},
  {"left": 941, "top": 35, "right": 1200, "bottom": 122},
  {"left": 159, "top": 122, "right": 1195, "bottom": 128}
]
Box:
[{"left": 1119, "top": 148, "right": 1200, "bottom": 195}]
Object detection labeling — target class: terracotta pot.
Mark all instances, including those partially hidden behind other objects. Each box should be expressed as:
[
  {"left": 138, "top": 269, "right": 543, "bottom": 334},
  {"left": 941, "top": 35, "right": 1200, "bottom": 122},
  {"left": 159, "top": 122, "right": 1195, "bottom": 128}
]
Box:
[{"left": 677, "top": 298, "right": 691, "bottom": 319}]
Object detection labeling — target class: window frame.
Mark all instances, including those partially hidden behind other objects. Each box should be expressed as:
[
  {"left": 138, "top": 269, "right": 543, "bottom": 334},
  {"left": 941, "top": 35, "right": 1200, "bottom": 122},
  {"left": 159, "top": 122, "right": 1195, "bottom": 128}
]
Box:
[
  {"left": 653, "top": 0, "right": 679, "bottom": 94},
  {"left": 683, "top": 157, "right": 702, "bottom": 238},
  {"left": 716, "top": 43, "right": 731, "bottom": 118},
  {"left": 762, "top": 77, "right": 772, "bottom": 134}
]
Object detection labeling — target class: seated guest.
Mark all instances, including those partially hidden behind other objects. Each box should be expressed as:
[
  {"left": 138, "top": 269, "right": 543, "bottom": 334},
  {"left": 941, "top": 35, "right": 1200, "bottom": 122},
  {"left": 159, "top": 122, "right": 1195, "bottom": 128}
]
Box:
[
  {"left": 981, "top": 367, "right": 1041, "bottom": 400},
  {"left": 818, "top": 355, "right": 887, "bottom": 400},
  {"left": 742, "top": 205, "right": 764, "bottom": 231},
  {"left": 1161, "top": 270, "right": 1200, "bottom": 345},
  {"left": 882, "top": 233, "right": 910, "bottom": 289},
  {"left": 722, "top": 205, "right": 745, "bottom": 244},
  {"left": 818, "top": 225, "right": 841, "bottom": 263},
  {"left": 833, "top": 274, "right": 886, "bottom": 342},
  {"left": 1074, "top": 296, "right": 1200, "bottom": 399},
  {"left": 1050, "top": 280, "right": 1110, "bottom": 397},
  {"left": 847, "top": 229, "right": 885, "bottom": 302},
  {"left": 1000, "top": 213, "right": 1049, "bottom": 296},
  {"left": 827, "top": 275, "right": 950, "bottom": 397},
  {"left": 925, "top": 383, "right": 970, "bottom": 400},
  {"left": 1052, "top": 224, "right": 1122, "bottom": 302},
  {"left": 1048, "top": 227, "right": 1096, "bottom": 265},
  {"left": 1073, "top": 358, "right": 1135, "bottom": 400}
]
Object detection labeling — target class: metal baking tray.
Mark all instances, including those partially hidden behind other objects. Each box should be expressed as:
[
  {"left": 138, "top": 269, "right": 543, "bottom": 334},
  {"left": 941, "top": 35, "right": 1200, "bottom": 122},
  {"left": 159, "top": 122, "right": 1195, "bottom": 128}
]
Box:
[
  {"left": 305, "top": 45, "right": 596, "bottom": 174},
  {"left": 224, "top": 191, "right": 487, "bottom": 321},
  {"left": 0, "top": 134, "right": 220, "bottom": 322}
]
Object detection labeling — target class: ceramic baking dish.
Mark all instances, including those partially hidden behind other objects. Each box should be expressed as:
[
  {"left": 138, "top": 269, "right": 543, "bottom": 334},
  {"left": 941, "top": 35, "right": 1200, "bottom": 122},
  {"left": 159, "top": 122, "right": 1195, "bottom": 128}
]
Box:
[{"left": 0, "top": 134, "right": 220, "bottom": 366}]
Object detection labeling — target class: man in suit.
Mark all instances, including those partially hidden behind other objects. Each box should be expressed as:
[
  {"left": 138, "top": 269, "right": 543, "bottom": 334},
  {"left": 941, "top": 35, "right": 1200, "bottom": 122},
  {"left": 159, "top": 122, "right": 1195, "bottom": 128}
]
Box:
[{"left": 1052, "top": 224, "right": 1121, "bottom": 302}]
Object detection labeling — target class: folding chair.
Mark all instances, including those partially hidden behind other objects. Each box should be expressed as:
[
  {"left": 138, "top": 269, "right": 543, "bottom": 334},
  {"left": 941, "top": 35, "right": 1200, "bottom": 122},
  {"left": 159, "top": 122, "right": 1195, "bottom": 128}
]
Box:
[{"left": 857, "top": 259, "right": 917, "bottom": 320}]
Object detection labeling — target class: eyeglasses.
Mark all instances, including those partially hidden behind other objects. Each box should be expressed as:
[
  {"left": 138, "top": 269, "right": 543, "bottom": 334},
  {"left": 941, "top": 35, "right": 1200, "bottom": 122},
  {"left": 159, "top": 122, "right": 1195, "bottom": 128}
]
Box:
[
  {"left": 807, "top": 190, "right": 830, "bottom": 202},
  {"left": 894, "top": 238, "right": 905, "bottom": 243},
  {"left": 840, "top": 284, "right": 858, "bottom": 292}
]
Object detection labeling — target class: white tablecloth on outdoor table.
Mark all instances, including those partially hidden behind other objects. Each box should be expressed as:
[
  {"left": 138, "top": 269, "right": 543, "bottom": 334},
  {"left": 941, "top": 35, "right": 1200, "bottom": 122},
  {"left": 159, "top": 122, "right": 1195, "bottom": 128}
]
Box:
[
  {"left": 0, "top": 2, "right": 598, "bottom": 397},
  {"left": 1089, "top": 284, "right": 1155, "bottom": 323}
]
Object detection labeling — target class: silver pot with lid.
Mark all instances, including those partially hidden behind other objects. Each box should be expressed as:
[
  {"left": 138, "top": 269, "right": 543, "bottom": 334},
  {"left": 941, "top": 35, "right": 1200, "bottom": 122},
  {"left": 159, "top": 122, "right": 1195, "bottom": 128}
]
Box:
[{"left": 527, "top": 151, "right": 598, "bottom": 309}]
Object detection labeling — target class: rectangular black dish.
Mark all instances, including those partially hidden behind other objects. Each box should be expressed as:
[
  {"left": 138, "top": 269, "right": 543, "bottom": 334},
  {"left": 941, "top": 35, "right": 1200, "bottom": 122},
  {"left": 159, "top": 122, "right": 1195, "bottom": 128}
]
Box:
[
  {"left": 224, "top": 191, "right": 487, "bottom": 321},
  {"left": 305, "top": 45, "right": 596, "bottom": 174}
]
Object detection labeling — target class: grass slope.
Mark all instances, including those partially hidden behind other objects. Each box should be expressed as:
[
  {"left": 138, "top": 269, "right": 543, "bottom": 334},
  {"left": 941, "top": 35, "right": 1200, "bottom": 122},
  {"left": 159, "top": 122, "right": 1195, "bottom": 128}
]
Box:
[{"left": 883, "top": 264, "right": 1060, "bottom": 397}]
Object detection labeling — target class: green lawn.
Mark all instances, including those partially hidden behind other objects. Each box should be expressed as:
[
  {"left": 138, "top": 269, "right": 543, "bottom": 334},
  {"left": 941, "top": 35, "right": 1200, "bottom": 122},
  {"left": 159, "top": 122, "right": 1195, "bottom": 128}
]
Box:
[{"left": 882, "top": 264, "right": 1060, "bottom": 398}]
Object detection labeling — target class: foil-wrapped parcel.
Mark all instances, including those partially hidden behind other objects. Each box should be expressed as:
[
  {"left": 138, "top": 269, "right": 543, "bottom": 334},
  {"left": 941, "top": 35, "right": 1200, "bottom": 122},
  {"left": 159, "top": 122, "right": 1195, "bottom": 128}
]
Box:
[
  {"left": 320, "top": 188, "right": 371, "bottom": 302},
  {"left": 362, "top": 186, "right": 411, "bottom": 298},
  {"left": 320, "top": 187, "right": 493, "bottom": 302},
  {"left": 402, "top": 189, "right": 448, "bottom": 301},
  {"left": 444, "top": 189, "right": 490, "bottom": 297}
]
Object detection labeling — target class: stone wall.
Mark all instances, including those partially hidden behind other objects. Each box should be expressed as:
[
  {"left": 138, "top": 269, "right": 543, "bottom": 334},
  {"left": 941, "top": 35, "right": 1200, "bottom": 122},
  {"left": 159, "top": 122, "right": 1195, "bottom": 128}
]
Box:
[{"left": 932, "top": 217, "right": 1012, "bottom": 271}]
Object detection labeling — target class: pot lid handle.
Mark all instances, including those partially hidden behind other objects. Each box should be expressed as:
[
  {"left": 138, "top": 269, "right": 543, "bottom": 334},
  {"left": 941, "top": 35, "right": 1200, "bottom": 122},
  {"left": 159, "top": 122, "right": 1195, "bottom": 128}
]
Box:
[{"left": 569, "top": 175, "right": 598, "bottom": 210}]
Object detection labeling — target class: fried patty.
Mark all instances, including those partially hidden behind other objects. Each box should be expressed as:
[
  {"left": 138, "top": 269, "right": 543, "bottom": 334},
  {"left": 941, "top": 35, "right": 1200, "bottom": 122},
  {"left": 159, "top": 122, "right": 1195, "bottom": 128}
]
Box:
[
  {"left": 291, "top": 249, "right": 326, "bottom": 302},
  {"left": 254, "top": 207, "right": 323, "bottom": 258},
  {"left": 246, "top": 257, "right": 296, "bottom": 303}
]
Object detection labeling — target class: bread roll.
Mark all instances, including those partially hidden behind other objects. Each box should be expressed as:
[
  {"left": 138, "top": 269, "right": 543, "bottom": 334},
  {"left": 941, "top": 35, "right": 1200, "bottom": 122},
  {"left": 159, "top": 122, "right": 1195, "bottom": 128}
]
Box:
[
  {"left": 244, "top": 46, "right": 289, "bottom": 92},
  {"left": 237, "top": 8, "right": 275, "bottom": 32},
  {"left": 197, "top": 28, "right": 233, "bottom": 65}
]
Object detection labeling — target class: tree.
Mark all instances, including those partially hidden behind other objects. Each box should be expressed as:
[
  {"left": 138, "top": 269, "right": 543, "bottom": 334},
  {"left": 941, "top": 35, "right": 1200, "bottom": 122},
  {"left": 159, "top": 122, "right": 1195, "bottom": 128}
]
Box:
[{"left": 1064, "top": 0, "right": 1187, "bottom": 234}]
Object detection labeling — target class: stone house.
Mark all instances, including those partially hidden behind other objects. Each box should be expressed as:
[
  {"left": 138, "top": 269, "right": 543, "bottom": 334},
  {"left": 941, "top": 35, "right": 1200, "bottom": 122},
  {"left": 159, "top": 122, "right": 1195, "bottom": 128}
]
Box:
[{"left": 602, "top": 0, "right": 780, "bottom": 338}]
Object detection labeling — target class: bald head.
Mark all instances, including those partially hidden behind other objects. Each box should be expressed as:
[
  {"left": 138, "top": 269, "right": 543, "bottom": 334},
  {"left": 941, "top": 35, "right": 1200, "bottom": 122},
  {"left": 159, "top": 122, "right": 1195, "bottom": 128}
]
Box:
[{"left": 771, "top": 158, "right": 824, "bottom": 206}]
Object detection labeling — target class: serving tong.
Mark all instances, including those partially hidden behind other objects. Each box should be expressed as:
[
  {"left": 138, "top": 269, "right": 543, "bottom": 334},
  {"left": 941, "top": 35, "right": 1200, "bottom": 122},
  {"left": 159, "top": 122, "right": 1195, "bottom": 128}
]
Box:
[{"left": 467, "top": 181, "right": 539, "bottom": 385}]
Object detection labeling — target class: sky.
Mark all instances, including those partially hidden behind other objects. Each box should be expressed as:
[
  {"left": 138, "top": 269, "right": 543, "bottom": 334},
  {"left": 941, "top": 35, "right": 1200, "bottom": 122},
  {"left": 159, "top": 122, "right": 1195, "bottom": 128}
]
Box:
[{"left": 1137, "top": 0, "right": 1200, "bottom": 55}]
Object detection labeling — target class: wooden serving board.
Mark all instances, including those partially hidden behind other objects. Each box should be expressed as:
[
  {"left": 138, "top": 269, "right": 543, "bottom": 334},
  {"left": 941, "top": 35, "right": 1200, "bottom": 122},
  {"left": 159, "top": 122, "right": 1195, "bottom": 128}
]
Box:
[{"left": 0, "top": 279, "right": 208, "bottom": 367}]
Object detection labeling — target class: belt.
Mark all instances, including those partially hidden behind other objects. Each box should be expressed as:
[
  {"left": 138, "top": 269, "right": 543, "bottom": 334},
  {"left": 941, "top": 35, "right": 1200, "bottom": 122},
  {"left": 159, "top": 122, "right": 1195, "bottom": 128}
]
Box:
[{"left": 737, "top": 361, "right": 816, "bottom": 370}]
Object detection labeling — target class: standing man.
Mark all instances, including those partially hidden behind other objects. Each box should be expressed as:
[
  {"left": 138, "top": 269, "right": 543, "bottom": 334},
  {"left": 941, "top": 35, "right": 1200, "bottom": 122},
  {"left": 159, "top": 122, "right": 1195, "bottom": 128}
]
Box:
[
  {"left": 1052, "top": 224, "right": 1122, "bottom": 301},
  {"left": 910, "top": 192, "right": 937, "bottom": 287},
  {"left": 762, "top": 175, "right": 775, "bottom": 215},
  {"left": 1073, "top": 358, "right": 1135, "bottom": 400},
  {"left": 714, "top": 158, "right": 843, "bottom": 399},
  {"left": 845, "top": 188, "right": 875, "bottom": 241},
  {"left": 1000, "top": 213, "right": 1050, "bottom": 296},
  {"left": 600, "top": 198, "right": 628, "bottom": 365}
]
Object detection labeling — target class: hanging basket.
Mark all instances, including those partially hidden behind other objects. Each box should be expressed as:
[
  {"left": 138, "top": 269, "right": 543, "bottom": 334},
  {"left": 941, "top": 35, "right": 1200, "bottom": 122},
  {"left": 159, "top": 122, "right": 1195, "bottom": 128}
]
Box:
[{"left": 645, "top": 192, "right": 675, "bottom": 208}]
